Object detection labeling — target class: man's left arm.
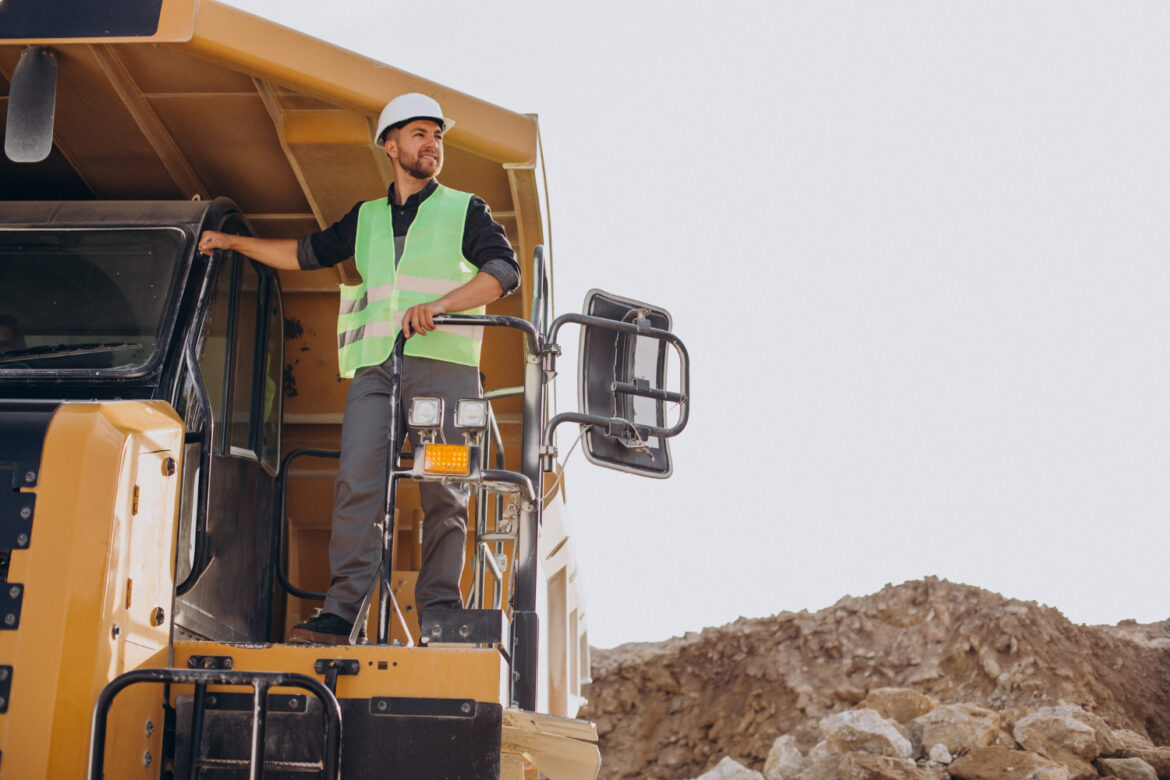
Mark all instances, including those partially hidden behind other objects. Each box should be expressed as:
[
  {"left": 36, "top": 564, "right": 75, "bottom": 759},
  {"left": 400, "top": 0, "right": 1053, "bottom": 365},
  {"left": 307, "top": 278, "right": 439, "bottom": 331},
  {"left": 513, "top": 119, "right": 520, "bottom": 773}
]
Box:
[
  {"left": 402, "top": 194, "right": 519, "bottom": 337},
  {"left": 401, "top": 272, "right": 503, "bottom": 337}
]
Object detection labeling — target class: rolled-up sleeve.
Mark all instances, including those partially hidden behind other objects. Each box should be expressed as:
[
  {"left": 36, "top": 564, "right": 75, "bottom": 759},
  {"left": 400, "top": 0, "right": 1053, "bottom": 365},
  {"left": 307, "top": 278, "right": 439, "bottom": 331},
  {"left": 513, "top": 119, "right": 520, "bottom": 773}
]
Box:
[
  {"left": 480, "top": 258, "right": 520, "bottom": 295},
  {"left": 296, "top": 235, "right": 324, "bottom": 270},
  {"left": 298, "top": 202, "right": 362, "bottom": 270}
]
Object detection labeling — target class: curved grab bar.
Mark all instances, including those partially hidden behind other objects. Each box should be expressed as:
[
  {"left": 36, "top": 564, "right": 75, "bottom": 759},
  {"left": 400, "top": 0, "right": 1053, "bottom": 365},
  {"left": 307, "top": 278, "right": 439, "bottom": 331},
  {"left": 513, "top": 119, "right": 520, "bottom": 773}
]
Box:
[
  {"left": 431, "top": 313, "right": 541, "bottom": 355},
  {"left": 176, "top": 249, "right": 222, "bottom": 597},
  {"left": 275, "top": 447, "right": 340, "bottom": 601}
]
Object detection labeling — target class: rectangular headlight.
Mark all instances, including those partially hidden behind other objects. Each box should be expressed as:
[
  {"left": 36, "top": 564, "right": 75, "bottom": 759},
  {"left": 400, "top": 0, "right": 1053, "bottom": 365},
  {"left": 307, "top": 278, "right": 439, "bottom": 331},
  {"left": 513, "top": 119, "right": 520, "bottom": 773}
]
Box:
[
  {"left": 408, "top": 397, "right": 444, "bottom": 428},
  {"left": 454, "top": 398, "right": 489, "bottom": 430}
]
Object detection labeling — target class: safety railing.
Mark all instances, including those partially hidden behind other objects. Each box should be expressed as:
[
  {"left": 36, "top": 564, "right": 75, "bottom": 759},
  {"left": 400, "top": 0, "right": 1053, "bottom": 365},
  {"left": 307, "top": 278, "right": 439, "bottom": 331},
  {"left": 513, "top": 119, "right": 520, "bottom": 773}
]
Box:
[
  {"left": 275, "top": 411, "right": 517, "bottom": 612},
  {"left": 467, "top": 386, "right": 524, "bottom": 611},
  {"left": 275, "top": 447, "right": 340, "bottom": 601},
  {"left": 175, "top": 249, "right": 222, "bottom": 596},
  {"left": 89, "top": 668, "right": 342, "bottom": 780}
]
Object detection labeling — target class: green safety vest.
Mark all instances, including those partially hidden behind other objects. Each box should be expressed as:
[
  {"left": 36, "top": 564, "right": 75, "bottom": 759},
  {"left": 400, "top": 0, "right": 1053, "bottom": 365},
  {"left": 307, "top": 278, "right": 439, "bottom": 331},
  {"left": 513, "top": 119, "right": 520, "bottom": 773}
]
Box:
[{"left": 336, "top": 185, "right": 484, "bottom": 378}]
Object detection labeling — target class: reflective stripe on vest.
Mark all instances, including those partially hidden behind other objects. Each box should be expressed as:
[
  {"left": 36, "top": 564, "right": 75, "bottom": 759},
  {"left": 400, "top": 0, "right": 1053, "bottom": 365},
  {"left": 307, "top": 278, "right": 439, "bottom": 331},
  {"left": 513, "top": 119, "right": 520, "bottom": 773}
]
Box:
[{"left": 336, "top": 185, "right": 483, "bottom": 378}]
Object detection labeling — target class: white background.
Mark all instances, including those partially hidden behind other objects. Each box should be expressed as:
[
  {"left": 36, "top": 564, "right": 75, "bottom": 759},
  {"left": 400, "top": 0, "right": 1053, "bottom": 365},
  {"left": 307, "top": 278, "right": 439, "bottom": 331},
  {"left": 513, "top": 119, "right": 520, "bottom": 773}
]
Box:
[{"left": 223, "top": 0, "right": 1170, "bottom": 648}]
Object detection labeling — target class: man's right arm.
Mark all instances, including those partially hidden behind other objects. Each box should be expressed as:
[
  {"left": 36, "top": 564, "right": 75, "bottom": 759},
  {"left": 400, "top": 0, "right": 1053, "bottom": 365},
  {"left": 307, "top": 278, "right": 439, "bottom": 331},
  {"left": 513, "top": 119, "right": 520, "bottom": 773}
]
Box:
[{"left": 197, "top": 231, "right": 300, "bottom": 271}]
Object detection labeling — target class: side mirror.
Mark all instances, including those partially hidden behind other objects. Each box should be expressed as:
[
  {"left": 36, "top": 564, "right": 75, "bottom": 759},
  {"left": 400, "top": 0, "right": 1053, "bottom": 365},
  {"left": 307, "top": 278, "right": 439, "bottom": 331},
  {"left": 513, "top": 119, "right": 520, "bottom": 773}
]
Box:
[
  {"left": 574, "top": 289, "right": 689, "bottom": 478},
  {"left": 5, "top": 47, "right": 58, "bottom": 164}
]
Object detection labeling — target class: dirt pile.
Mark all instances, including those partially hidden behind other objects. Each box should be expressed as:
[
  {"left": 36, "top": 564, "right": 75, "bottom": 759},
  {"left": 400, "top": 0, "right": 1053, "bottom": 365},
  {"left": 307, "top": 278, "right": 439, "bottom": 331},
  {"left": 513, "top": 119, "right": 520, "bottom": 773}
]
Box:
[{"left": 581, "top": 578, "right": 1170, "bottom": 779}]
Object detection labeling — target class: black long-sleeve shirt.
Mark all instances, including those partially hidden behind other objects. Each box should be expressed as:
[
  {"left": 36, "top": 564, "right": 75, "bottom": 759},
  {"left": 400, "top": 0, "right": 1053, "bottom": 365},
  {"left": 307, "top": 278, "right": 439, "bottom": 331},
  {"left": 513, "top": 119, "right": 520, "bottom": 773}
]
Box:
[{"left": 296, "top": 179, "right": 520, "bottom": 295}]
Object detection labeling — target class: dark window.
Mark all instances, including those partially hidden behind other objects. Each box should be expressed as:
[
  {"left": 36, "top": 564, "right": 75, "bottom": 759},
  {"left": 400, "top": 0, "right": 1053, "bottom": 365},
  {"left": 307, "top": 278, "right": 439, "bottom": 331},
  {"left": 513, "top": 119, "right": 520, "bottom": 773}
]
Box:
[
  {"left": 0, "top": 228, "right": 184, "bottom": 372},
  {"left": 228, "top": 257, "right": 260, "bottom": 456},
  {"left": 193, "top": 250, "right": 279, "bottom": 462},
  {"left": 197, "top": 254, "right": 233, "bottom": 451}
]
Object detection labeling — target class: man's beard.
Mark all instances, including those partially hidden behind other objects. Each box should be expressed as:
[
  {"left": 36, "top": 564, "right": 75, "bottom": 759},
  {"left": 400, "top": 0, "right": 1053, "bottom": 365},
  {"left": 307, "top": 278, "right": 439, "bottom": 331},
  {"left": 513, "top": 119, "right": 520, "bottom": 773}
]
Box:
[{"left": 401, "top": 151, "right": 441, "bottom": 180}]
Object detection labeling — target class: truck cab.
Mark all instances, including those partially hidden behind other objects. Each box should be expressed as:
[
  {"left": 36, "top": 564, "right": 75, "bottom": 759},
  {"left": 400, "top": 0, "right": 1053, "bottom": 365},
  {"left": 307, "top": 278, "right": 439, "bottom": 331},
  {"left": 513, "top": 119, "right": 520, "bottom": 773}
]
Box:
[{"left": 0, "top": 199, "right": 285, "bottom": 645}]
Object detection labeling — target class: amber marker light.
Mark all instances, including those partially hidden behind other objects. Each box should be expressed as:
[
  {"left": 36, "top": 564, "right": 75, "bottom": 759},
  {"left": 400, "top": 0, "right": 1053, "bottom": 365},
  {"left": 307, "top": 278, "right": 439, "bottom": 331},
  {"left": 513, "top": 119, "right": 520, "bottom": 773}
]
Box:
[{"left": 422, "top": 443, "right": 471, "bottom": 475}]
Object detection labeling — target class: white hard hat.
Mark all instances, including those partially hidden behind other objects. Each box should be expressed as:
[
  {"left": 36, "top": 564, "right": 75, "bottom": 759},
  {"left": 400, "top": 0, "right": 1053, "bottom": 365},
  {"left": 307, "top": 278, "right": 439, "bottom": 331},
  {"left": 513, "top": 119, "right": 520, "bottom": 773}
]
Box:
[{"left": 374, "top": 93, "right": 454, "bottom": 145}]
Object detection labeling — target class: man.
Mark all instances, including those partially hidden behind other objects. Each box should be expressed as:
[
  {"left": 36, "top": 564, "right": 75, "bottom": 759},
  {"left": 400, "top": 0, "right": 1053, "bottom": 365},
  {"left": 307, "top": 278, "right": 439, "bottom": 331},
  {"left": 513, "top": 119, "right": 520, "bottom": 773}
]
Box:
[{"left": 198, "top": 93, "right": 520, "bottom": 644}]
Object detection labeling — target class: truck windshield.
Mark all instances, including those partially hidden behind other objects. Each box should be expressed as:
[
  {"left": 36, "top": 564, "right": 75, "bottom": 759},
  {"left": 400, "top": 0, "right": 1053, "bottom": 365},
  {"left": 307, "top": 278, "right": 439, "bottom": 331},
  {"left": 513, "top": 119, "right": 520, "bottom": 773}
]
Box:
[{"left": 0, "top": 228, "right": 186, "bottom": 372}]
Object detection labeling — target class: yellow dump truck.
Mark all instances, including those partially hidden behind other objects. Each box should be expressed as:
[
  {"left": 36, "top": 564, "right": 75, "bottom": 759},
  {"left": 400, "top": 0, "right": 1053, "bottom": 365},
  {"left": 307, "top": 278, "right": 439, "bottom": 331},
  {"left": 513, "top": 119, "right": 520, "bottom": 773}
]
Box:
[{"left": 0, "top": 1, "right": 689, "bottom": 778}]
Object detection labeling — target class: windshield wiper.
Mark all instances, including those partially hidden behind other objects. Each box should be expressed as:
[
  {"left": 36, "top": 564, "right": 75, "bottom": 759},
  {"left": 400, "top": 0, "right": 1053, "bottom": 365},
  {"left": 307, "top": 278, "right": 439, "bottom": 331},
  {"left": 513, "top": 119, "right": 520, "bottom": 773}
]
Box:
[{"left": 0, "top": 342, "right": 142, "bottom": 364}]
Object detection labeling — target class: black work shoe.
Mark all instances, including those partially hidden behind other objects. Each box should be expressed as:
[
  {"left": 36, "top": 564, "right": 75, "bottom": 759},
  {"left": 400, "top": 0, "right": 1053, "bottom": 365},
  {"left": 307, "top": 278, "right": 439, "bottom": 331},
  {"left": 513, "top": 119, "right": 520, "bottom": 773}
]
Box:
[{"left": 288, "top": 612, "right": 366, "bottom": 645}]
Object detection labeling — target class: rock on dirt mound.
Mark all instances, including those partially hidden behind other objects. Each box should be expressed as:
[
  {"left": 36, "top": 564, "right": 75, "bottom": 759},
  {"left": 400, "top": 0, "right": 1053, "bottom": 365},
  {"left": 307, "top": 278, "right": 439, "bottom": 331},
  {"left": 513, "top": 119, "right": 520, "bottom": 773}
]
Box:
[{"left": 581, "top": 577, "right": 1170, "bottom": 780}]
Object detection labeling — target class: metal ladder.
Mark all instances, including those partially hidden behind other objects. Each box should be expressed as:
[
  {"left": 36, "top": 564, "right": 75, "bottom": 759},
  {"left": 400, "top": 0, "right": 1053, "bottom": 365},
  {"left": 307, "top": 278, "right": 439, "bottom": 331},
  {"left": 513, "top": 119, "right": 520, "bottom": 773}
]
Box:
[{"left": 89, "top": 668, "right": 342, "bottom": 779}]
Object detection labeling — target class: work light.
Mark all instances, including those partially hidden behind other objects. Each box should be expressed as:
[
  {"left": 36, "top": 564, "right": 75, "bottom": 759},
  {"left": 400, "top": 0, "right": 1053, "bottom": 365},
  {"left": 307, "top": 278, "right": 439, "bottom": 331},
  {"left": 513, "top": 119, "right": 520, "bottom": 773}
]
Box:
[
  {"left": 454, "top": 398, "right": 488, "bottom": 431},
  {"left": 408, "top": 397, "right": 443, "bottom": 429}
]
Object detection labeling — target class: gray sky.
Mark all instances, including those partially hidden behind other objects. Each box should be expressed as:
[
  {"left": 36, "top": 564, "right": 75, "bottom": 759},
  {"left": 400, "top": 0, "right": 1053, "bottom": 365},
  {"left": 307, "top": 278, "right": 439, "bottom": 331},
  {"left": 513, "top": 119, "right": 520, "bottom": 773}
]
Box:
[{"left": 225, "top": 0, "right": 1170, "bottom": 648}]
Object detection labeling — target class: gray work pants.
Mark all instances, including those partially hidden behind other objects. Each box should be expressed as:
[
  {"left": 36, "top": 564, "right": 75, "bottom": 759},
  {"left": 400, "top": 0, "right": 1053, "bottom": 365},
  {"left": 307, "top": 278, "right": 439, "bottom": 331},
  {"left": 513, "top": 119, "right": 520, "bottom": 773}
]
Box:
[{"left": 323, "top": 354, "right": 481, "bottom": 623}]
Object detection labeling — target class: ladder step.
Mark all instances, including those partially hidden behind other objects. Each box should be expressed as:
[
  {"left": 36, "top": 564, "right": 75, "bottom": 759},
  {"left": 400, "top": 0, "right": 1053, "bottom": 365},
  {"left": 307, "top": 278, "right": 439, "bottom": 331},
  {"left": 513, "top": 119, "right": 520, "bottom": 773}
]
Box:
[{"left": 194, "top": 756, "right": 324, "bottom": 772}]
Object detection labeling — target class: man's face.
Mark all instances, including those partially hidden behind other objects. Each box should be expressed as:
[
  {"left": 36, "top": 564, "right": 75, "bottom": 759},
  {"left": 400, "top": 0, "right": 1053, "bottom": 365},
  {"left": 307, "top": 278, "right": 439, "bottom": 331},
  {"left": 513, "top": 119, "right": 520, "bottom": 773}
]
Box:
[
  {"left": 384, "top": 119, "right": 443, "bottom": 180},
  {"left": 0, "top": 326, "right": 18, "bottom": 353}
]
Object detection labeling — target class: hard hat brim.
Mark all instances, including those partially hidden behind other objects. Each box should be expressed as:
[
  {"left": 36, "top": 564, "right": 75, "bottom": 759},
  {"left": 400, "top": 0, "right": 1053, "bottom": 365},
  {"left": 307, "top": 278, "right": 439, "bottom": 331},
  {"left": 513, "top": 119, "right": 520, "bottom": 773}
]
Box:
[
  {"left": 374, "top": 93, "right": 456, "bottom": 145},
  {"left": 375, "top": 115, "right": 455, "bottom": 146}
]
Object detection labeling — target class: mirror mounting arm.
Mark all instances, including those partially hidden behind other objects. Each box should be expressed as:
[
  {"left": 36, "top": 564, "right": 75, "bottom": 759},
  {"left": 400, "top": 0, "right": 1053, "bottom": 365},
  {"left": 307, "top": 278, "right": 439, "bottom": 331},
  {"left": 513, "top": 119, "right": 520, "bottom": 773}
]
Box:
[
  {"left": 542, "top": 411, "right": 645, "bottom": 451},
  {"left": 539, "top": 443, "right": 558, "bottom": 473},
  {"left": 540, "top": 342, "right": 561, "bottom": 384}
]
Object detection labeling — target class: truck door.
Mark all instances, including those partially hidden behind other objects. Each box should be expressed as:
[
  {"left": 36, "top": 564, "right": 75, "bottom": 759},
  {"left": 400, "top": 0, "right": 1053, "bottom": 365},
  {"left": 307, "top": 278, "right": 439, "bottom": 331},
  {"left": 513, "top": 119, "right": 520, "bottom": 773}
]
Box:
[{"left": 174, "top": 240, "right": 284, "bottom": 642}]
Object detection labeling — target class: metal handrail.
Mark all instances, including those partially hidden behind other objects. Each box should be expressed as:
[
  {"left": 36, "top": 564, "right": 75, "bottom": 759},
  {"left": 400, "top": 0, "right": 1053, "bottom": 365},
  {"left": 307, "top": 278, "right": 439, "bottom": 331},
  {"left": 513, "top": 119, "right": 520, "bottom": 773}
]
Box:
[
  {"left": 470, "top": 406, "right": 502, "bottom": 610},
  {"left": 431, "top": 313, "right": 541, "bottom": 355},
  {"left": 260, "top": 301, "right": 547, "bottom": 709},
  {"left": 89, "top": 668, "right": 342, "bottom": 780},
  {"left": 469, "top": 387, "right": 526, "bottom": 610},
  {"left": 375, "top": 334, "right": 409, "bottom": 645},
  {"left": 529, "top": 244, "right": 549, "bottom": 336},
  {"left": 484, "top": 386, "right": 524, "bottom": 401},
  {"left": 270, "top": 404, "right": 524, "bottom": 609},
  {"left": 275, "top": 447, "right": 340, "bottom": 601},
  {"left": 478, "top": 542, "right": 503, "bottom": 601},
  {"left": 176, "top": 249, "right": 222, "bottom": 596},
  {"left": 376, "top": 317, "right": 542, "bottom": 647}
]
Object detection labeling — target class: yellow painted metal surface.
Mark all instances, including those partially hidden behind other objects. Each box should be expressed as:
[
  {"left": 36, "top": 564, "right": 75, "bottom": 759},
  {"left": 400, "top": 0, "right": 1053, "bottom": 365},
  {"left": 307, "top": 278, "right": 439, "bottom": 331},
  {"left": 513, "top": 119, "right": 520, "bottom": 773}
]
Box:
[
  {"left": 185, "top": 1, "right": 539, "bottom": 166},
  {"left": 0, "top": 0, "right": 538, "bottom": 163},
  {"left": 0, "top": 402, "right": 183, "bottom": 779},
  {"left": 102, "top": 652, "right": 170, "bottom": 779},
  {"left": 172, "top": 641, "right": 510, "bottom": 705}
]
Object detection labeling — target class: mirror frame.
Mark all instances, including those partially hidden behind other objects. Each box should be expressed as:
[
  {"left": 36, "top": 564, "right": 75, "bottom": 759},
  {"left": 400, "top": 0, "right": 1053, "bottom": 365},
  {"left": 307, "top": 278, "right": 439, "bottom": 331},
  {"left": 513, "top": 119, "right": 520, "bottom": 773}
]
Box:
[{"left": 576, "top": 289, "right": 679, "bottom": 479}]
